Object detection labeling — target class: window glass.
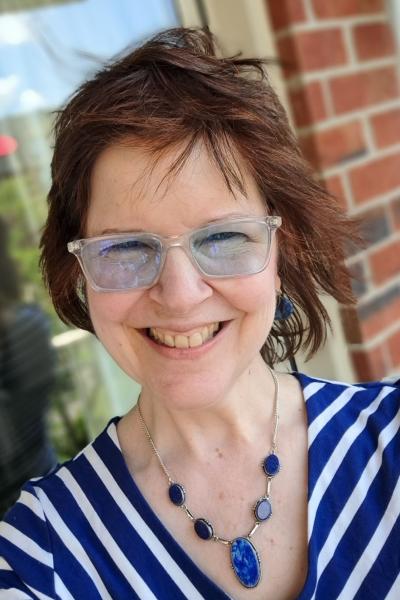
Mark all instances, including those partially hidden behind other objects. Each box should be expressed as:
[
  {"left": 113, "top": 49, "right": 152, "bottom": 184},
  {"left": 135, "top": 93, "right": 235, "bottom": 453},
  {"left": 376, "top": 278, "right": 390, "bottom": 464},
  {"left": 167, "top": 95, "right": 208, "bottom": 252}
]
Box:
[{"left": 0, "top": 0, "right": 179, "bottom": 465}]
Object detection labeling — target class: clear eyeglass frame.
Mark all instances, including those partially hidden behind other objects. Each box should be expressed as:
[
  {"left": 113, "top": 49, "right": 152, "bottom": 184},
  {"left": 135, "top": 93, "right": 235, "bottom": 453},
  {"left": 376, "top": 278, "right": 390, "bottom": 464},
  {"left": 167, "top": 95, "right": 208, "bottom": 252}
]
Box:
[{"left": 67, "top": 215, "right": 282, "bottom": 292}]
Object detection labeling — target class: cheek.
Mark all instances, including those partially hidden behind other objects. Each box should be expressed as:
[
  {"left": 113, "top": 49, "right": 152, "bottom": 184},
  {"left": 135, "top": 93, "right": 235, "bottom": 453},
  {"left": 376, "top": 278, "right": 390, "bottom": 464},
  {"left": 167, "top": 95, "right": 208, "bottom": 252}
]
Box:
[
  {"left": 87, "top": 293, "right": 117, "bottom": 328},
  {"left": 214, "top": 269, "right": 279, "bottom": 315},
  {"left": 87, "top": 290, "right": 141, "bottom": 334}
]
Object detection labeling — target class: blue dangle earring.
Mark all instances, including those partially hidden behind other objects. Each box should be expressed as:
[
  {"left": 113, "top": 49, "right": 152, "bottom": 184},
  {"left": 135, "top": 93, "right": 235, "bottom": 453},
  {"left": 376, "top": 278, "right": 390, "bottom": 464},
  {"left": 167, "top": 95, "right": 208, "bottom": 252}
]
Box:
[
  {"left": 274, "top": 290, "right": 298, "bottom": 372},
  {"left": 274, "top": 291, "right": 294, "bottom": 321}
]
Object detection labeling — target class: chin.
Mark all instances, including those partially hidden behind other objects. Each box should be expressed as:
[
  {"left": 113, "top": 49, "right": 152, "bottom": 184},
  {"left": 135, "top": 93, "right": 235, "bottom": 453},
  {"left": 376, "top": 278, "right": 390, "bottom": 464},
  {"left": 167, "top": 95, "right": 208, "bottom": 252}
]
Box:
[{"left": 140, "top": 366, "right": 235, "bottom": 411}]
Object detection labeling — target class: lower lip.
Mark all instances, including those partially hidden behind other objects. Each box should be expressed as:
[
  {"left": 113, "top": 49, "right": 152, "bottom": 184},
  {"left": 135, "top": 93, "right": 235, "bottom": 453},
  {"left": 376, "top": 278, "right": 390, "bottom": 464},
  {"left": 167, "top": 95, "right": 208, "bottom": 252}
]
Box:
[{"left": 142, "top": 322, "right": 231, "bottom": 359}]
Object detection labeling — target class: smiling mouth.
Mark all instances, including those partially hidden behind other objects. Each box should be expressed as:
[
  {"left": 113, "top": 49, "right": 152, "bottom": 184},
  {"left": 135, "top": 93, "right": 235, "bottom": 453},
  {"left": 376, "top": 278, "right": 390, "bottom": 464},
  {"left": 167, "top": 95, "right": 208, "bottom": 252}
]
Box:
[{"left": 146, "top": 322, "right": 223, "bottom": 348}]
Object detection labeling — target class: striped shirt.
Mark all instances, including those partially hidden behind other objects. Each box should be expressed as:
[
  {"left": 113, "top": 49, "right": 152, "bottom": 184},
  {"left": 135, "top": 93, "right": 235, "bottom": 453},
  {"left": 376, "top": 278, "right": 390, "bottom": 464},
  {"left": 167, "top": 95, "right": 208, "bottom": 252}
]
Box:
[{"left": 0, "top": 373, "right": 399, "bottom": 599}]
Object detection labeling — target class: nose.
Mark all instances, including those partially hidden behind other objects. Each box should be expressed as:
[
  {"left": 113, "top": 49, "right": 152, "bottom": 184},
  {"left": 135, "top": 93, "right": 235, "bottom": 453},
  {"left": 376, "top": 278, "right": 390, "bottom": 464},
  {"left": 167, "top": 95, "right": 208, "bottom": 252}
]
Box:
[{"left": 148, "top": 247, "right": 213, "bottom": 313}]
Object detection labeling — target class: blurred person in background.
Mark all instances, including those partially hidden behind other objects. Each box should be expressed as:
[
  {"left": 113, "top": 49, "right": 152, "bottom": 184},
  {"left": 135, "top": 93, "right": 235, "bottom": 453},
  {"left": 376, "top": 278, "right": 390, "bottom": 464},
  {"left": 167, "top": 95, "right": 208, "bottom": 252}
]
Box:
[{"left": 0, "top": 217, "right": 57, "bottom": 517}]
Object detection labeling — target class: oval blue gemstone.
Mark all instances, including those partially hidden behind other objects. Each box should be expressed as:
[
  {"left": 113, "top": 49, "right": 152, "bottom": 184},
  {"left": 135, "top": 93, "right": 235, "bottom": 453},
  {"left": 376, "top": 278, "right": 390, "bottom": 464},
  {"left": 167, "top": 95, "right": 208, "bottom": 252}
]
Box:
[
  {"left": 230, "top": 537, "right": 261, "bottom": 588},
  {"left": 194, "top": 518, "right": 213, "bottom": 540},
  {"left": 168, "top": 483, "right": 185, "bottom": 506},
  {"left": 263, "top": 453, "right": 280, "bottom": 477},
  {"left": 255, "top": 497, "right": 272, "bottom": 521}
]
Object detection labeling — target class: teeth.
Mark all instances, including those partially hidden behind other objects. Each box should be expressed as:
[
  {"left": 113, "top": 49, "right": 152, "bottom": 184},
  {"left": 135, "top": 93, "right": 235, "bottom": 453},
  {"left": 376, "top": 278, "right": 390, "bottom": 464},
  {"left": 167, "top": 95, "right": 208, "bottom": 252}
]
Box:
[
  {"left": 164, "top": 334, "right": 174, "bottom": 347},
  {"left": 175, "top": 335, "right": 189, "bottom": 349},
  {"left": 149, "top": 323, "right": 221, "bottom": 348},
  {"left": 202, "top": 328, "right": 210, "bottom": 342},
  {"left": 189, "top": 332, "right": 203, "bottom": 347}
]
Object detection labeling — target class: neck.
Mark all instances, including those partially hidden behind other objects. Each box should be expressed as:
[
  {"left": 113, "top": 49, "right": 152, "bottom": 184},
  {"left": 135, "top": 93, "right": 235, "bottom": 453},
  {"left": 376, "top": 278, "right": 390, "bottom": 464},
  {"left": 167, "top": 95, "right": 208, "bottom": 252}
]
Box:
[{"left": 136, "top": 355, "right": 277, "bottom": 462}]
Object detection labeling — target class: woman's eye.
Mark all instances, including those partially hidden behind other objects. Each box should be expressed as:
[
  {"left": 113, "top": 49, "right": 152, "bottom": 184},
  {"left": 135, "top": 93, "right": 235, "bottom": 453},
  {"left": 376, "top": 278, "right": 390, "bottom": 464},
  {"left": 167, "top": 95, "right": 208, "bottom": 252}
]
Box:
[
  {"left": 201, "top": 231, "right": 248, "bottom": 244},
  {"left": 99, "top": 240, "right": 152, "bottom": 258},
  {"left": 194, "top": 231, "right": 251, "bottom": 258}
]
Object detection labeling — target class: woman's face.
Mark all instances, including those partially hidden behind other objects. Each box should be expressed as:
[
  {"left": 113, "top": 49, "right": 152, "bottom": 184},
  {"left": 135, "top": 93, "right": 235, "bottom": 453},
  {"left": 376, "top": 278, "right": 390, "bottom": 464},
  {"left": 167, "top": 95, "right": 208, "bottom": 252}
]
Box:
[{"left": 86, "top": 142, "right": 280, "bottom": 408}]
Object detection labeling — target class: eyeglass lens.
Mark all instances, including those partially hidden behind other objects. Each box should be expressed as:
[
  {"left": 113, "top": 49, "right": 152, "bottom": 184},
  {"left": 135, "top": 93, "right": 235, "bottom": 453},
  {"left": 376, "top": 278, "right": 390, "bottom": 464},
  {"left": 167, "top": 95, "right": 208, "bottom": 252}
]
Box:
[
  {"left": 190, "top": 221, "right": 270, "bottom": 276},
  {"left": 81, "top": 220, "right": 272, "bottom": 290}
]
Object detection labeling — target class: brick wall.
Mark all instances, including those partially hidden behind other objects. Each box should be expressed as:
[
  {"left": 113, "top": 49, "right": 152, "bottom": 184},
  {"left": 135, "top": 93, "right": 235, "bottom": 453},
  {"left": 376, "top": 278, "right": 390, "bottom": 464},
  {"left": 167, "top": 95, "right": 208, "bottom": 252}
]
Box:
[{"left": 266, "top": 0, "right": 400, "bottom": 380}]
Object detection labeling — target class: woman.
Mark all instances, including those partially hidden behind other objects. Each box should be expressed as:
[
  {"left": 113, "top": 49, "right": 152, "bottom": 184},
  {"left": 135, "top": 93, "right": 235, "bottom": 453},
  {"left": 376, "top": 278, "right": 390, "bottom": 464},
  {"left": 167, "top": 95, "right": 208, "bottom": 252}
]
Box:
[{"left": 0, "top": 28, "right": 398, "bottom": 600}]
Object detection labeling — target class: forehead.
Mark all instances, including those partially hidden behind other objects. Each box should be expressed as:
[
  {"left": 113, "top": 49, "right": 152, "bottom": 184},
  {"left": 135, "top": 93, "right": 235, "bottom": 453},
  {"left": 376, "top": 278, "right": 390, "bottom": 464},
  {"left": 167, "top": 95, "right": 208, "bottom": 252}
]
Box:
[{"left": 86, "top": 141, "right": 266, "bottom": 236}]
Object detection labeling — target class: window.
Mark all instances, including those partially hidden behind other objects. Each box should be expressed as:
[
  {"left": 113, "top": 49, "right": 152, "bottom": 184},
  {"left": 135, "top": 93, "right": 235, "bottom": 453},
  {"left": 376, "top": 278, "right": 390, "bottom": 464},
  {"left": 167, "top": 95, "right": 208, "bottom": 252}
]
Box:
[{"left": 0, "top": 0, "right": 179, "bottom": 456}]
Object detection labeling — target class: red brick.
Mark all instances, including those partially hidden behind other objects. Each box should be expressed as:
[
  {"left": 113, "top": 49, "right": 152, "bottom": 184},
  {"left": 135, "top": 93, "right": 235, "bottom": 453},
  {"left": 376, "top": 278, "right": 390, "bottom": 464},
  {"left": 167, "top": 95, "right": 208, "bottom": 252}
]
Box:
[
  {"left": 369, "top": 240, "right": 400, "bottom": 285},
  {"left": 349, "top": 152, "right": 400, "bottom": 204},
  {"left": 289, "top": 81, "right": 327, "bottom": 127},
  {"left": 267, "top": 0, "right": 307, "bottom": 30},
  {"left": 312, "top": 0, "right": 384, "bottom": 18},
  {"left": 299, "top": 121, "right": 365, "bottom": 169},
  {"left": 330, "top": 66, "right": 399, "bottom": 115},
  {"left": 371, "top": 107, "right": 400, "bottom": 148},
  {"left": 358, "top": 206, "right": 390, "bottom": 246},
  {"left": 349, "top": 260, "right": 368, "bottom": 297},
  {"left": 324, "top": 174, "right": 347, "bottom": 209},
  {"left": 360, "top": 295, "right": 400, "bottom": 339},
  {"left": 277, "top": 29, "right": 347, "bottom": 76},
  {"left": 387, "top": 328, "right": 400, "bottom": 369},
  {"left": 341, "top": 306, "right": 363, "bottom": 343},
  {"left": 351, "top": 345, "right": 387, "bottom": 380},
  {"left": 390, "top": 198, "right": 400, "bottom": 230},
  {"left": 353, "top": 22, "right": 396, "bottom": 61}
]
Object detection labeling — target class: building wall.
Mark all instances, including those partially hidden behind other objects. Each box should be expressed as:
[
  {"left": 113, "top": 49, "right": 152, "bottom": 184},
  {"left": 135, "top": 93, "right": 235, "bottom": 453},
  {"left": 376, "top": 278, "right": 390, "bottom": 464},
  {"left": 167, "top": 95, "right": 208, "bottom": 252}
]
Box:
[{"left": 266, "top": 0, "right": 400, "bottom": 380}]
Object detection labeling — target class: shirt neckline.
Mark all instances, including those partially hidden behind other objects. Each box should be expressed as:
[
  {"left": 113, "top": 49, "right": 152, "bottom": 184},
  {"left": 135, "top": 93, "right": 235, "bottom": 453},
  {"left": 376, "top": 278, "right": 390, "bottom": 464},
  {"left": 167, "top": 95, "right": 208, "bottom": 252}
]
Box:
[{"left": 105, "top": 372, "right": 314, "bottom": 599}]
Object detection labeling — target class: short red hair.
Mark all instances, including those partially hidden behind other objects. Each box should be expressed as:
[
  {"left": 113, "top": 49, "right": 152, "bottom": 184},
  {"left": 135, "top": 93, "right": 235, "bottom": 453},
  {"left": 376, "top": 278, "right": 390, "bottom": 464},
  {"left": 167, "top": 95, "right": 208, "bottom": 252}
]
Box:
[{"left": 40, "top": 27, "right": 357, "bottom": 364}]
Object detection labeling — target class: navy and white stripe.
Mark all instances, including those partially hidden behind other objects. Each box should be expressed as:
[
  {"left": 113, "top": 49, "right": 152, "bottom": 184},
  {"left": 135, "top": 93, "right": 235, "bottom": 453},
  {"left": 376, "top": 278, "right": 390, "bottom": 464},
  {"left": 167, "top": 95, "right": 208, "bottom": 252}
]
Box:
[
  {"left": 0, "top": 374, "right": 399, "bottom": 599},
  {"left": 295, "top": 373, "right": 400, "bottom": 600}
]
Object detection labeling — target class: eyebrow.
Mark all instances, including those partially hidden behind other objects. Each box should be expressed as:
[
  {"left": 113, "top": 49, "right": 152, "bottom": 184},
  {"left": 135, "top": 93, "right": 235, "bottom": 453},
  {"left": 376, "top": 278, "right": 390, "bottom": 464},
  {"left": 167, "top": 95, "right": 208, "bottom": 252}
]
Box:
[
  {"left": 98, "top": 212, "right": 260, "bottom": 236},
  {"left": 100, "top": 227, "right": 145, "bottom": 235}
]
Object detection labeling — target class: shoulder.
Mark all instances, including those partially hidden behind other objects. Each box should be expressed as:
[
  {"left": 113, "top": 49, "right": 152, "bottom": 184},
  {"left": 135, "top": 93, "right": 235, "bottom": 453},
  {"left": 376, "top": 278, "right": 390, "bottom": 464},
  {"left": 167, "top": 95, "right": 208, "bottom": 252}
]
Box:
[
  {"left": 0, "top": 418, "right": 121, "bottom": 594},
  {"left": 0, "top": 482, "right": 55, "bottom": 597},
  {"left": 294, "top": 372, "right": 400, "bottom": 451},
  {"left": 20, "top": 415, "right": 122, "bottom": 506},
  {"left": 302, "top": 373, "right": 400, "bottom": 598},
  {"left": 293, "top": 371, "right": 400, "bottom": 404},
  {"left": 292, "top": 371, "right": 399, "bottom": 440}
]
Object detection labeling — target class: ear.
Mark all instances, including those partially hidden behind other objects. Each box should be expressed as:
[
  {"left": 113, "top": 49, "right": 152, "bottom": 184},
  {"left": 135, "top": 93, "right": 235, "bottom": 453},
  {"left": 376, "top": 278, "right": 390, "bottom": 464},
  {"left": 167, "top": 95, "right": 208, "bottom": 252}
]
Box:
[{"left": 275, "top": 273, "right": 281, "bottom": 294}]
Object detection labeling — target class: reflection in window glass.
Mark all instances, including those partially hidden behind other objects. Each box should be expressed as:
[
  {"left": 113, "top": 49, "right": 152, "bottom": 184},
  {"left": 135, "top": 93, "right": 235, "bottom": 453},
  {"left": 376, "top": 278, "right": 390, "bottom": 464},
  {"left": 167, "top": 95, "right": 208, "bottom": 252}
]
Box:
[{"left": 0, "top": 1, "right": 179, "bottom": 495}]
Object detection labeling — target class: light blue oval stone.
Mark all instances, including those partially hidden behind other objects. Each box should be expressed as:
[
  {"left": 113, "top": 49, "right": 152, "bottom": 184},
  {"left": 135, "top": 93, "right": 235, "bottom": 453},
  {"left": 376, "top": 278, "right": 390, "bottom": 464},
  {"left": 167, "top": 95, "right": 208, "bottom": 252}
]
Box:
[
  {"left": 230, "top": 537, "right": 261, "bottom": 588},
  {"left": 255, "top": 497, "right": 272, "bottom": 521}
]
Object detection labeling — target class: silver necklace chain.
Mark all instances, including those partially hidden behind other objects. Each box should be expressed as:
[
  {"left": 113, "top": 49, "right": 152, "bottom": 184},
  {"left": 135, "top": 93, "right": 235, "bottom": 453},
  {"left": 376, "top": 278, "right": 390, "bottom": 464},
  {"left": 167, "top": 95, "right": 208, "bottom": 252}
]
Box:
[{"left": 137, "top": 365, "right": 280, "bottom": 546}]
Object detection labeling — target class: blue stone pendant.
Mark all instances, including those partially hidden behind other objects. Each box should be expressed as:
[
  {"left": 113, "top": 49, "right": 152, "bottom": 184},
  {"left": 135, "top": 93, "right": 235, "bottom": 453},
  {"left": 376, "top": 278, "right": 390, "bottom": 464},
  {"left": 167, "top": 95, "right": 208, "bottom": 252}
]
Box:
[
  {"left": 255, "top": 497, "right": 272, "bottom": 522},
  {"left": 194, "top": 518, "right": 214, "bottom": 540},
  {"left": 168, "top": 483, "right": 185, "bottom": 506},
  {"left": 230, "top": 537, "right": 261, "bottom": 588},
  {"left": 263, "top": 453, "right": 280, "bottom": 477}
]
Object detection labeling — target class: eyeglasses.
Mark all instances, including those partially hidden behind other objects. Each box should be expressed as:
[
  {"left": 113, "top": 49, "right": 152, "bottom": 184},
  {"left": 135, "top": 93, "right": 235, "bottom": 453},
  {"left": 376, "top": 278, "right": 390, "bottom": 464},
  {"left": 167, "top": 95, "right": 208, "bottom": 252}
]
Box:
[{"left": 67, "top": 216, "right": 282, "bottom": 292}]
